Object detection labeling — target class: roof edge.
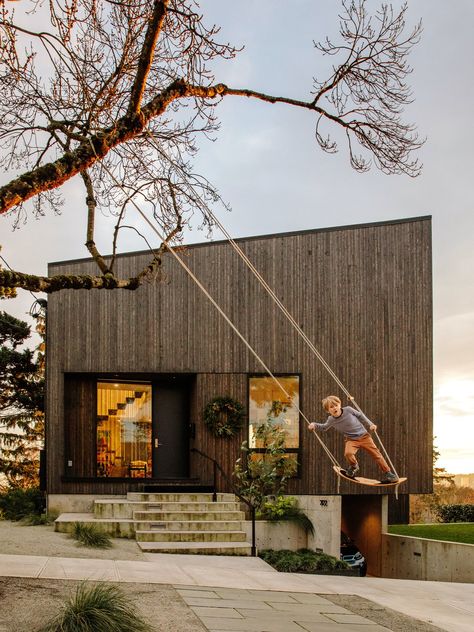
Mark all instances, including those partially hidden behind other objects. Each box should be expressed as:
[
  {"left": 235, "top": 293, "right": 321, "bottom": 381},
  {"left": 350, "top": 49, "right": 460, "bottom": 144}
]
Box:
[{"left": 49, "top": 214, "right": 432, "bottom": 269}]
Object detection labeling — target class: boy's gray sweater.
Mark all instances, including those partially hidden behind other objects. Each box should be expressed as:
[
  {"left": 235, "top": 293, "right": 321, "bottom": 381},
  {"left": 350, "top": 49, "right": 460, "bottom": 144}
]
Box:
[{"left": 313, "top": 406, "right": 372, "bottom": 439}]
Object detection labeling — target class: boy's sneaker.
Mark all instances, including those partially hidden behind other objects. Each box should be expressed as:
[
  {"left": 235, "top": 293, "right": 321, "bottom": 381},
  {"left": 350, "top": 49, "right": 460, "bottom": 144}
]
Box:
[
  {"left": 380, "top": 471, "right": 399, "bottom": 484},
  {"left": 345, "top": 464, "right": 360, "bottom": 478}
]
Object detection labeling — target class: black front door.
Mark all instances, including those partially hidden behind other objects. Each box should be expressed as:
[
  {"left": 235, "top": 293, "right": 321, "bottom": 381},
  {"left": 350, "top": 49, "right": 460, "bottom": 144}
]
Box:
[{"left": 152, "top": 378, "right": 190, "bottom": 478}]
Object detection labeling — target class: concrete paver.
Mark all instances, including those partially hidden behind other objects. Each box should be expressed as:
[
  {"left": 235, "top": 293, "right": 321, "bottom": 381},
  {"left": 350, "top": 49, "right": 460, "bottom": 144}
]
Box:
[
  {"left": 188, "top": 598, "right": 274, "bottom": 609},
  {"left": 192, "top": 606, "right": 246, "bottom": 619},
  {"left": 199, "top": 617, "right": 306, "bottom": 631},
  {"left": 324, "top": 612, "right": 381, "bottom": 624},
  {"left": 296, "top": 624, "right": 389, "bottom": 632},
  {"left": 0, "top": 552, "right": 472, "bottom": 631}
]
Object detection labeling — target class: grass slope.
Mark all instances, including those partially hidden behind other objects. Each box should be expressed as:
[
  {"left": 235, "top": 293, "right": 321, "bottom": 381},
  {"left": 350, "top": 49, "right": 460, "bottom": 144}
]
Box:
[{"left": 388, "top": 523, "right": 474, "bottom": 544}]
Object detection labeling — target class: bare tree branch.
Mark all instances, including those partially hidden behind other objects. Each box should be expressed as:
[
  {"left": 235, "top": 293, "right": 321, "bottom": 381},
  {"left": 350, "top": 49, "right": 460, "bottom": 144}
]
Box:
[
  {"left": 81, "top": 170, "right": 111, "bottom": 274},
  {"left": 127, "top": 0, "right": 169, "bottom": 116},
  {"left": 0, "top": 0, "right": 424, "bottom": 296}
]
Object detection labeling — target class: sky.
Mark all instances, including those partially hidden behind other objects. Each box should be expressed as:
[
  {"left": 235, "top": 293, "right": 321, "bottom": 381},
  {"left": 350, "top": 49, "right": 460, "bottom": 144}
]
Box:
[{"left": 1, "top": 1, "right": 473, "bottom": 474}]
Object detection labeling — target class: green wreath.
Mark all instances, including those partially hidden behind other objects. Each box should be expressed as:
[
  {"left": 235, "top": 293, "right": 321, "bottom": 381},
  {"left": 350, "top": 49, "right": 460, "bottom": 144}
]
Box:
[{"left": 203, "top": 396, "right": 245, "bottom": 438}]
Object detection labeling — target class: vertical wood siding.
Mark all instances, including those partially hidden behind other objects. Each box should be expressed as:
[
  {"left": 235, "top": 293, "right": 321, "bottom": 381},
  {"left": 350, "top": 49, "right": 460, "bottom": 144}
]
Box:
[{"left": 46, "top": 217, "right": 432, "bottom": 496}]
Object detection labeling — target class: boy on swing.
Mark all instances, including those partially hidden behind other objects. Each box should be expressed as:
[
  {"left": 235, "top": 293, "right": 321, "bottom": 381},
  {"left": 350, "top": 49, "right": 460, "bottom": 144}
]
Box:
[{"left": 308, "top": 395, "right": 399, "bottom": 483}]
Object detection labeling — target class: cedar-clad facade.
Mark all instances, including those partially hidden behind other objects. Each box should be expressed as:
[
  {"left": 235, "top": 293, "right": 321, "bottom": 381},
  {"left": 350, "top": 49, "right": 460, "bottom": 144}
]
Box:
[{"left": 45, "top": 217, "right": 433, "bottom": 504}]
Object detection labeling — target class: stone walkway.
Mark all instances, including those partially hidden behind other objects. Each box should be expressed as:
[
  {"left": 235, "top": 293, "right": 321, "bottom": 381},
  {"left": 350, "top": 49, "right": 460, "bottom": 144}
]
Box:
[{"left": 177, "top": 585, "right": 392, "bottom": 631}]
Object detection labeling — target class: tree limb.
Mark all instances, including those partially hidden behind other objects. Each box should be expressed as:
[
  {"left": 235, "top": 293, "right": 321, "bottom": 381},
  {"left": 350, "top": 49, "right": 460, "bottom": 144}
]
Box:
[
  {"left": 81, "top": 170, "right": 111, "bottom": 274},
  {"left": 0, "top": 268, "right": 140, "bottom": 293},
  {"left": 127, "top": 0, "right": 169, "bottom": 116}
]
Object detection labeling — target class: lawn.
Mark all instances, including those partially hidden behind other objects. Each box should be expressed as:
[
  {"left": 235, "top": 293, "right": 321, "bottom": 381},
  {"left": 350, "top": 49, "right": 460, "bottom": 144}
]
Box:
[{"left": 388, "top": 523, "right": 474, "bottom": 544}]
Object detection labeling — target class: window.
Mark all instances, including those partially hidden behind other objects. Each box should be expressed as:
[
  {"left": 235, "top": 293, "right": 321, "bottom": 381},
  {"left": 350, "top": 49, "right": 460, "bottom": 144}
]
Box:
[
  {"left": 96, "top": 381, "right": 152, "bottom": 478},
  {"left": 248, "top": 375, "right": 300, "bottom": 471}
]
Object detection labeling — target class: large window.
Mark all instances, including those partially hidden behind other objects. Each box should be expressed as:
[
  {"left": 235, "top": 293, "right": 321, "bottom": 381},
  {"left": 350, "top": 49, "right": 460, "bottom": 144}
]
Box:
[
  {"left": 248, "top": 375, "right": 300, "bottom": 471},
  {"left": 96, "top": 381, "right": 152, "bottom": 478}
]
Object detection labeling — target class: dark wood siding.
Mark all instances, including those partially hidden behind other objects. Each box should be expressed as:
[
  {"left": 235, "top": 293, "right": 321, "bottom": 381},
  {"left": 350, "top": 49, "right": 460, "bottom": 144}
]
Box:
[
  {"left": 64, "top": 375, "right": 96, "bottom": 478},
  {"left": 46, "top": 217, "right": 433, "bottom": 496}
]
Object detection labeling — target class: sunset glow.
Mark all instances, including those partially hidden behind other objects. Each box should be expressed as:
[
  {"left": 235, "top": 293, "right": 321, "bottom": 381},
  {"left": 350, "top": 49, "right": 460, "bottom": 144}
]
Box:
[{"left": 434, "top": 379, "right": 474, "bottom": 474}]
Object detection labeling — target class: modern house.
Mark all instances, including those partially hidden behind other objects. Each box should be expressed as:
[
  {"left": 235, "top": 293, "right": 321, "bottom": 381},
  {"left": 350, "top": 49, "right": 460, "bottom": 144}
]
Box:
[{"left": 45, "top": 216, "right": 433, "bottom": 572}]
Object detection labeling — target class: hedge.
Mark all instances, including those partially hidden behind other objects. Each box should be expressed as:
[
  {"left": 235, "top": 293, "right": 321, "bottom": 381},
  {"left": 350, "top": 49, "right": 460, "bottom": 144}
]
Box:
[{"left": 436, "top": 504, "right": 474, "bottom": 523}]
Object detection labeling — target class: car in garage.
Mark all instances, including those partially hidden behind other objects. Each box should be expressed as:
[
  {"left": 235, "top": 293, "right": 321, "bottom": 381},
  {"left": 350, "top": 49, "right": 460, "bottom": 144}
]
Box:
[{"left": 340, "top": 532, "right": 367, "bottom": 576}]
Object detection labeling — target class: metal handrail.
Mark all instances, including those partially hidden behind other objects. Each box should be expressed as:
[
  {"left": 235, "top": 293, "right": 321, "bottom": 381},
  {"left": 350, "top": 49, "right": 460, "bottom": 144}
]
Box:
[{"left": 190, "top": 447, "right": 257, "bottom": 556}]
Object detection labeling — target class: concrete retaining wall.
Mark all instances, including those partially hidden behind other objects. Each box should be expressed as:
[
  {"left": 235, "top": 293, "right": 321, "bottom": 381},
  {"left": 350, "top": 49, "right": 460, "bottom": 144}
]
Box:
[
  {"left": 242, "top": 521, "right": 307, "bottom": 551},
  {"left": 293, "top": 495, "right": 341, "bottom": 558},
  {"left": 243, "top": 495, "right": 341, "bottom": 557},
  {"left": 382, "top": 533, "right": 474, "bottom": 583}
]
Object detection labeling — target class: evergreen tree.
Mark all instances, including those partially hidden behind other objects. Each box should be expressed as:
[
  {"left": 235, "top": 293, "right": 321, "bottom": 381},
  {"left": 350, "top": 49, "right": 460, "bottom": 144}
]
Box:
[
  {"left": 0, "top": 306, "right": 45, "bottom": 489},
  {"left": 433, "top": 441, "right": 455, "bottom": 485}
]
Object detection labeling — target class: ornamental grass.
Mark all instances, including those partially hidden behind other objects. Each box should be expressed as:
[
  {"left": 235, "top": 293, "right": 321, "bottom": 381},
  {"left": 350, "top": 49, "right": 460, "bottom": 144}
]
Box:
[
  {"left": 71, "top": 522, "right": 112, "bottom": 548},
  {"left": 38, "top": 583, "right": 153, "bottom": 632}
]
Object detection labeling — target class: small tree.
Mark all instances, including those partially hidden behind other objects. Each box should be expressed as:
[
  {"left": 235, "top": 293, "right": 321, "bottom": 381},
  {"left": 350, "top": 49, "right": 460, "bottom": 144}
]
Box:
[
  {"left": 233, "top": 420, "right": 297, "bottom": 513},
  {"left": 0, "top": 305, "right": 45, "bottom": 489}
]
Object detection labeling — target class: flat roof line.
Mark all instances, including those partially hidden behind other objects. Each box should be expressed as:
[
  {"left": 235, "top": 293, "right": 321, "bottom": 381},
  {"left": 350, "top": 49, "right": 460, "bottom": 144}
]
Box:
[{"left": 49, "top": 214, "right": 431, "bottom": 267}]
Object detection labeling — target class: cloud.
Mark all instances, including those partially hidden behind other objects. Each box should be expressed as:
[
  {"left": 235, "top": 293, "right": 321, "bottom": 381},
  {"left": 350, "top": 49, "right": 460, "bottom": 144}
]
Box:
[{"left": 435, "top": 313, "right": 474, "bottom": 383}]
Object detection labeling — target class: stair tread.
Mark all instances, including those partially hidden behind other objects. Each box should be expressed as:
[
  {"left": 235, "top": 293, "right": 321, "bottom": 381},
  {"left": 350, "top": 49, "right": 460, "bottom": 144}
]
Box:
[
  {"left": 134, "top": 507, "right": 241, "bottom": 512},
  {"left": 96, "top": 500, "right": 239, "bottom": 505},
  {"left": 136, "top": 520, "right": 243, "bottom": 524},
  {"left": 138, "top": 541, "right": 251, "bottom": 550},
  {"left": 135, "top": 529, "right": 246, "bottom": 534}
]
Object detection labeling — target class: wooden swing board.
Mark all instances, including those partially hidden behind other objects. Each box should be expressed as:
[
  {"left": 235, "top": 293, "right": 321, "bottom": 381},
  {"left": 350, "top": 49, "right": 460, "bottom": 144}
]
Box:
[{"left": 333, "top": 466, "right": 407, "bottom": 487}]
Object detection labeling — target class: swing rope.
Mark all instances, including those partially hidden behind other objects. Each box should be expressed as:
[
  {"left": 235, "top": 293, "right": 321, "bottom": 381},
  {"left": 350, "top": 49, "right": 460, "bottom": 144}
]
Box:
[
  {"left": 183, "top": 189, "right": 399, "bottom": 478},
  {"left": 141, "top": 129, "right": 398, "bottom": 479},
  {"left": 89, "top": 145, "right": 341, "bottom": 470},
  {"left": 90, "top": 137, "right": 397, "bottom": 480}
]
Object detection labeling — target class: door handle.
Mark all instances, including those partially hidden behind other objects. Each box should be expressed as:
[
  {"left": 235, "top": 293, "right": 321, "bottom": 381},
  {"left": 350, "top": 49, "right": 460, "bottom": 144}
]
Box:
[{"left": 154, "top": 438, "right": 164, "bottom": 448}]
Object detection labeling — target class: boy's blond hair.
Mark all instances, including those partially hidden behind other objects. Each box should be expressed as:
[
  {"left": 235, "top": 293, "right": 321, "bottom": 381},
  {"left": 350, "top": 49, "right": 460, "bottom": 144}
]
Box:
[{"left": 322, "top": 395, "right": 341, "bottom": 412}]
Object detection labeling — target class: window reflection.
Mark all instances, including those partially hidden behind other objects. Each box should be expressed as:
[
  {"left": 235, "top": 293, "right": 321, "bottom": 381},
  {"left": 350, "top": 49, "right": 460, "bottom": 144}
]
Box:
[
  {"left": 96, "top": 382, "right": 152, "bottom": 478},
  {"left": 249, "top": 375, "right": 300, "bottom": 449},
  {"left": 248, "top": 376, "right": 299, "bottom": 474}
]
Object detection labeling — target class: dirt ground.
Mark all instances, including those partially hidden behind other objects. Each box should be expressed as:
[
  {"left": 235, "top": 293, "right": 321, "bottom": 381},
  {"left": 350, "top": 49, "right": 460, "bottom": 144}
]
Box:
[
  {"left": 0, "top": 521, "right": 445, "bottom": 632},
  {"left": 0, "top": 577, "right": 207, "bottom": 632},
  {"left": 0, "top": 521, "right": 207, "bottom": 630},
  {"left": 0, "top": 520, "right": 146, "bottom": 561}
]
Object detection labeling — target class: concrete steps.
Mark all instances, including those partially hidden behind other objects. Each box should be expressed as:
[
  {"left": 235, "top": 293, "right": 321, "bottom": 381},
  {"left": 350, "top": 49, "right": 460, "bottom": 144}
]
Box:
[
  {"left": 134, "top": 520, "right": 244, "bottom": 531},
  {"left": 136, "top": 529, "right": 248, "bottom": 542},
  {"left": 54, "top": 491, "right": 252, "bottom": 555},
  {"left": 137, "top": 541, "right": 252, "bottom": 555},
  {"left": 133, "top": 511, "right": 245, "bottom": 521},
  {"left": 127, "top": 492, "right": 236, "bottom": 502},
  {"left": 95, "top": 500, "right": 242, "bottom": 519}
]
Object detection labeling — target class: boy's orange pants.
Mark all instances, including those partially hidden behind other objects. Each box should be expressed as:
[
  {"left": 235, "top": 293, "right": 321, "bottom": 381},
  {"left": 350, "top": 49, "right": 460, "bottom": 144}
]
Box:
[{"left": 344, "top": 432, "right": 390, "bottom": 472}]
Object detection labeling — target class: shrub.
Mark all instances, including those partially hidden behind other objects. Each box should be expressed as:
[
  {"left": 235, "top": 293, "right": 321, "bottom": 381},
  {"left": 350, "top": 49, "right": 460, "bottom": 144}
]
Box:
[
  {"left": 436, "top": 504, "right": 474, "bottom": 523},
  {"left": 233, "top": 421, "right": 297, "bottom": 511},
  {"left": 38, "top": 583, "right": 153, "bottom": 632},
  {"left": 0, "top": 487, "right": 44, "bottom": 521},
  {"left": 71, "top": 522, "right": 112, "bottom": 548},
  {"left": 269, "top": 550, "right": 301, "bottom": 573},
  {"left": 259, "top": 548, "right": 350, "bottom": 573},
  {"left": 21, "top": 511, "right": 59, "bottom": 526},
  {"left": 257, "top": 496, "right": 314, "bottom": 535}
]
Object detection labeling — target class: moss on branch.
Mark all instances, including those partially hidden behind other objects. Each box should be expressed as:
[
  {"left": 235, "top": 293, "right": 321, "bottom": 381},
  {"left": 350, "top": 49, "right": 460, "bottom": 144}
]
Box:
[{"left": 0, "top": 269, "right": 141, "bottom": 294}]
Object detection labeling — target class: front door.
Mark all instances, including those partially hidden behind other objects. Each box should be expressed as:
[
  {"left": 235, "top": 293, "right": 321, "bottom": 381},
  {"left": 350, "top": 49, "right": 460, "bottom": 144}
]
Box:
[{"left": 152, "top": 378, "right": 190, "bottom": 478}]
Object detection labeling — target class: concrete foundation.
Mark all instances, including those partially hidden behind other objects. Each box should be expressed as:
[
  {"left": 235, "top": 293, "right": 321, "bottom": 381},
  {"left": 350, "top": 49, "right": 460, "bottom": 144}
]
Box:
[{"left": 242, "top": 495, "right": 341, "bottom": 556}]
